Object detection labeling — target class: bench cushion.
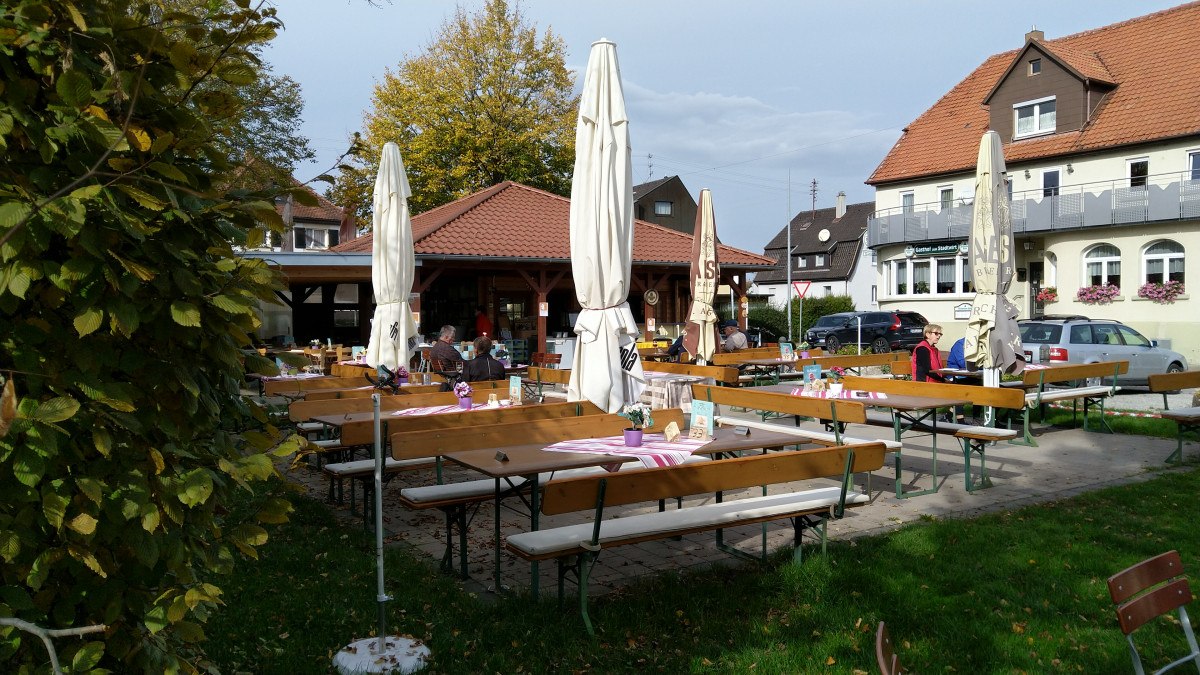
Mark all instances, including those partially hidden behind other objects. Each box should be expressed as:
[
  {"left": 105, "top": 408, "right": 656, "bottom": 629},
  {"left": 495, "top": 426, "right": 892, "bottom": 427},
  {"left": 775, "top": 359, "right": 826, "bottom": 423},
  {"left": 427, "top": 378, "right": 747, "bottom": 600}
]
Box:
[
  {"left": 1026, "top": 386, "right": 1117, "bottom": 404},
  {"left": 1160, "top": 406, "right": 1200, "bottom": 423},
  {"left": 955, "top": 426, "right": 1019, "bottom": 441},
  {"left": 323, "top": 457, "right": 429, "bottom": 477},
  {"left": 507, "top": 486, "right": 865, "bottom": 557}
]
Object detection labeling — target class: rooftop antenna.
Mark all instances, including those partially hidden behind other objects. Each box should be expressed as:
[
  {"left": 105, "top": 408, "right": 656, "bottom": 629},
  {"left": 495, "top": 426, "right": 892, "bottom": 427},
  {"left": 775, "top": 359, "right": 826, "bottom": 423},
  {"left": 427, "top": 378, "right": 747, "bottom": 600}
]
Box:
[
  {"left": 809, "top": 178, "right": 819, "bottom": 222},
  {"left": 646, "top": 153, "right": 654, "bottom": 180}
]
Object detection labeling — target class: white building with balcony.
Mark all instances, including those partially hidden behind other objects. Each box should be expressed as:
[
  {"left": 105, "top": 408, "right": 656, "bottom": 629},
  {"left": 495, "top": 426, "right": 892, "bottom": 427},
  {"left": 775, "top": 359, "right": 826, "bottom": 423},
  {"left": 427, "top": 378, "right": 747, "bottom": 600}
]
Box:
[{"left": 866, "top": 3, "right": 1200, "bottom": 363}]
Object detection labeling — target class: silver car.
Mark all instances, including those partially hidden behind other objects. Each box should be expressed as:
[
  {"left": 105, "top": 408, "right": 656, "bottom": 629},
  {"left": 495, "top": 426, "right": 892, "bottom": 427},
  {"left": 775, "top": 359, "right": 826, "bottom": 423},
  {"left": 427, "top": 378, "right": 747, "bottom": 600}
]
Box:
[{"left": 1018, "top": 316, "right": 1187, "bottom": 384}]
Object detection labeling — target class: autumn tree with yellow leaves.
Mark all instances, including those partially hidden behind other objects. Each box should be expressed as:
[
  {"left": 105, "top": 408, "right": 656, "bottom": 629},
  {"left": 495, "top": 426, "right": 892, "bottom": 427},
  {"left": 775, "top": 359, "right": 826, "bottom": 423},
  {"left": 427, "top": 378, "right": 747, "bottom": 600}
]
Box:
[{"left": 330, "top": 0, "right": 578, "bottom": 226}]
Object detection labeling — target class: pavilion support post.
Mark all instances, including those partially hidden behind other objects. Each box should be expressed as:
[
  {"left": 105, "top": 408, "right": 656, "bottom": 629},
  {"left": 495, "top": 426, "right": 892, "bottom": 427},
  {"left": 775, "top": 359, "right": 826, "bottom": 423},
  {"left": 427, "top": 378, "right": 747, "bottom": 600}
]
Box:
[
  {"left": 517, "top": 268, "right": 566, "bottom": 358},
  {"left": 357, "top": 282, "right": 372, "bottom": 345},
  {"left": 410, "top": 268, "right": 443, "bottom": 338},
  {"left": 631, "top": 272, "right": 663, "bottom": 342},
  {"left": 725, "top": 274, "right": 750, "bottom": 331}
]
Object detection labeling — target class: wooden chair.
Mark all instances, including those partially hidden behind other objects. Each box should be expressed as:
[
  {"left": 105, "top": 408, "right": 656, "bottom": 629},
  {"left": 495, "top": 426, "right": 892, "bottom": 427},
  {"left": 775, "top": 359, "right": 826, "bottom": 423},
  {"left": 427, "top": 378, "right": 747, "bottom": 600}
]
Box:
[
  {"left": 1107, "top": 550, "right": 1200, "bottom": 675},
  {"left": 532, "top": 352, "right": 562, "bottom": 368},
  {"left": 875, "top": 621, "right": 905, "bottom": 674}
]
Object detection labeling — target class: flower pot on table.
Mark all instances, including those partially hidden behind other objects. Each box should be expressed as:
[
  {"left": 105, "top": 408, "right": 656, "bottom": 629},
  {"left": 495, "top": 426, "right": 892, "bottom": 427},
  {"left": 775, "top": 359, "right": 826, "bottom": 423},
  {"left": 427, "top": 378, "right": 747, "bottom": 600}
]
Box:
[
  {"left": 623, "top": 429, "right": 643, "bottom": 447},
  {"left": 457, "top": 396, "right": 473, "bottom": 410}
]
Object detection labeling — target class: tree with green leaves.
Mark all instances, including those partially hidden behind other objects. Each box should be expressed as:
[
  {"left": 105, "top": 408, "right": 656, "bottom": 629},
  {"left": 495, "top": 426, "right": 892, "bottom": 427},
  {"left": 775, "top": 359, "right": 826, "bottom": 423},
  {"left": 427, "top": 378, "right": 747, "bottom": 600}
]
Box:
[
  {"left": 330, "top": 0, "right": 578, "bottom": 226},
  {"left": 0, "top": 1, "right": 307, "bottom": 671}
]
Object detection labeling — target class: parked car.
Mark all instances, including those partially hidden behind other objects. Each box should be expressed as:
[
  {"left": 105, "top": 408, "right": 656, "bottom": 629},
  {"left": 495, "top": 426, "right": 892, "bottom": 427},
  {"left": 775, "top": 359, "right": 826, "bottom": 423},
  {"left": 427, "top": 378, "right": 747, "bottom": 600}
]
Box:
[
  {"left": 1018, "top": 316, "right": 1187, "bottom": 384},
  {"left": 804, "top": 310, "right": 928, "bottom": 353}
]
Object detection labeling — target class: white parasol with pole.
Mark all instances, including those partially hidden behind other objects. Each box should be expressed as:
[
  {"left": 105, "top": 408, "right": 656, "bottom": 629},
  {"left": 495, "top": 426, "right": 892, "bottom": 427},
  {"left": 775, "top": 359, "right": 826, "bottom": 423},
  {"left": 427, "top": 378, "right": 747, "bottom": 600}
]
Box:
[
  {"left": 683, "top": 189, "right": 720, "bottom": 364},
  {"left": 566, "top": 39, "right": 645, "bottom": 412}
]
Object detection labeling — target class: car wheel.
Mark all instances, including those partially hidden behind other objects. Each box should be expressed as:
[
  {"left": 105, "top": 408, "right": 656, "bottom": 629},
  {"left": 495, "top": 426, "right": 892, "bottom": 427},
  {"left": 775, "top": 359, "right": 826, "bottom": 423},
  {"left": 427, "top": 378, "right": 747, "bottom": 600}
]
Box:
[
  {"left": 871, "top": 337, "right": 890, "bottom": 354},
  {"left": 825, "top": 335, "right": 841, "bottom": 353},
  {"left": 1166, "top": 362, "right": 1185, "bottom": 394}
]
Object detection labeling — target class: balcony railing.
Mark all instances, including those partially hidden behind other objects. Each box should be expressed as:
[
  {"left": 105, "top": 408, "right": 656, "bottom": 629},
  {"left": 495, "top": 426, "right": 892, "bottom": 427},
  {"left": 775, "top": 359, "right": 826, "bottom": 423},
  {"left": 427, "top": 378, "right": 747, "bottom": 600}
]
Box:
[{"left": 868, "top": 170, "right": 1200, "bottom": 248}]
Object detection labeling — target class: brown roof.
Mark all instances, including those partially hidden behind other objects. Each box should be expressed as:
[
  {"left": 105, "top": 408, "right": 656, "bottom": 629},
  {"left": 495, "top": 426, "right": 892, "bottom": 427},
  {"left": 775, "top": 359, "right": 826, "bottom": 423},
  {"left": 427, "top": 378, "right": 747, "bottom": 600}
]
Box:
[
  {"left": 756, "top": 201, "right": 873, "bottom": 283},
  {"left": 277, "top": 179, "right": 346, "bottom": 224},
  {"left": 868, "top": 2, "right": 1200, "bottom": 185},
  {"left": 330, "top": 181, "right": 775, "bottom": 268}
]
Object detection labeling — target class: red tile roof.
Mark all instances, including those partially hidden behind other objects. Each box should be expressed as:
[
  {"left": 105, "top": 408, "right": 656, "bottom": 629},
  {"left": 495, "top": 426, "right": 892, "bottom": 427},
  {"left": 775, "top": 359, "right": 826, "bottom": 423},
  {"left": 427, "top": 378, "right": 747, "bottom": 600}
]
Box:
[
  {"left": 868, "top": 2, "right": 1200, "bottom": 185},
  {"left": 276, "top": 179, "right": 346, "bottom": 223},
  {"left": 331, "top": 181, "right": 775, "bottom": 268}
]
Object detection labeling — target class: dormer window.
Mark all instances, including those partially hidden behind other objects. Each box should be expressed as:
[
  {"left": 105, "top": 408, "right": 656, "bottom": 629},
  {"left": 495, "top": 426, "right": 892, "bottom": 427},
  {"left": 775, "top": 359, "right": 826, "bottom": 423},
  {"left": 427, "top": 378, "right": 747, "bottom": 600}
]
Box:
[
  {"left": 654, "top": 200, "right": 673, "bottom": 216},
  {"left": 1013, "top": 96, "right": 1056, "bottom": 138},
  {"left": 1028, "top": 58, "right": 1041, "bottom": 75}
]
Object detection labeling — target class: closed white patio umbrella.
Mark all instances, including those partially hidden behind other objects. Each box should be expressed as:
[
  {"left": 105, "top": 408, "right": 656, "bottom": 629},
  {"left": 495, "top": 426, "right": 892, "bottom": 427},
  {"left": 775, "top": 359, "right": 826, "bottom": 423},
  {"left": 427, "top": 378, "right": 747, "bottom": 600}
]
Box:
[
  {"left": 683, "top": 189, "right": 720, "bottom": 364},
  {"left": 566, "top": 39, "right": 645, "bottom": 413},
  {"left": 964, "top": 131, "right": 1025, "bottom": 395},
  {"left": 365, "top": 142, "right": 418, "bottom": 372}
]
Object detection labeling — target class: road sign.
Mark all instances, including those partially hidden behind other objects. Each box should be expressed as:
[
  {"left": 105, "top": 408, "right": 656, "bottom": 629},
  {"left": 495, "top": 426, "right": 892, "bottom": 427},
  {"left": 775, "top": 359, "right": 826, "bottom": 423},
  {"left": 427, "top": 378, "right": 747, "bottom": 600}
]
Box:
[{"left": 792, "top": 281, "right": 811, "bottom": 299}]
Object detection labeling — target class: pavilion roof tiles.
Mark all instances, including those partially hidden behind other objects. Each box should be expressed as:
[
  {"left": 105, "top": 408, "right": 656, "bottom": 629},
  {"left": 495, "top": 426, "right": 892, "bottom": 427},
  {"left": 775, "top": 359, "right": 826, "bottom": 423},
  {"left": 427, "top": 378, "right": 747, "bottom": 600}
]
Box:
[{"left": 331, "top": 181, "right": 775, "bottom": 268}]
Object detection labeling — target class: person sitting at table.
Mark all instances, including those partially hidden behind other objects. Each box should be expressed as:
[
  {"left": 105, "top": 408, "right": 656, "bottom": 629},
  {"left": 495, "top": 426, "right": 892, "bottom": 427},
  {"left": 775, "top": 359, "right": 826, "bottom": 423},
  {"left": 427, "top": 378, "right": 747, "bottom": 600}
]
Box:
[
  {"left": 720, "top": 319, "right": 748, "bottom": 351},
  {"left": 462, "top": 336, "right": 506, "bottom": 382},
  {"left": 430, "top": 325, "right": 465, "bottom": 372},
  {"left": 666, "top": 331, "right": 687, "bottom": 361},
  {"left": 946, "top": 336, "right": 967, "bottom": 371},
  {"left": 911, "top": 323, "right": 947, "bottom": 383}
]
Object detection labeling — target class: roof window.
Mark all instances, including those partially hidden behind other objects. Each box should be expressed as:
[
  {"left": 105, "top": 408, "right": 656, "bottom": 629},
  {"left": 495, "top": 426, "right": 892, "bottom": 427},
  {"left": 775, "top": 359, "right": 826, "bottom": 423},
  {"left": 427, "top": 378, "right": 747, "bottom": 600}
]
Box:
[
  {"left": 1013, "top": 96, "right": 1056, "bottom": 138},
  {"left": 1029, "top": 58, "right": 1041, "bottom": 75}
]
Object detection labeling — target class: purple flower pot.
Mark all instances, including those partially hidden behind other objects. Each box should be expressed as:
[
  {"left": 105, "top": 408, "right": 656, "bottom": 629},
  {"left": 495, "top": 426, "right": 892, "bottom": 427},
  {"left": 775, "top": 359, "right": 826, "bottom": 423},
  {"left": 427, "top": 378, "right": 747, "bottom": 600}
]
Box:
[
  {"left": 623, "top": 429, "right": 643, "bottom": 447},
  {"left": 799, "top": 351, "right": 810, "bottom": 359},
  {"left": 398, "top": 375, "right": 408, "bottom": 384},
  {"left": 457, "top": 396, "right": 473, "bottom": 410}
]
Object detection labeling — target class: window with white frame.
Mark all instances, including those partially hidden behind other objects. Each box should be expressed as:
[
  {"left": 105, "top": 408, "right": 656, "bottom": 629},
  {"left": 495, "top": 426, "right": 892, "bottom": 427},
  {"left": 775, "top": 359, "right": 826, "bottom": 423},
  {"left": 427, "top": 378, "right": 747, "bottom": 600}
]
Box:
[
  {"left": 823, "top": 285, "right": 832, "bottom": 297},
  {"left": 889, "top": 256, "right": 972, "bottom": 297},
  {"left": 815, "top": 254, "right": 825, "bottom": 266},
  {"left": 1042, "top": 169, "right": 1060, "bottom": 197},
  {"left": 1028, "top": 58, "right": 1041, "bottom": 75},
  {"left": 939, "top": 186, "right": 953, "bottom": 211},
  {"left": 1084, "top": 244, "right": 1121, "bottom": 287},
  {"left": 1190, "top": 151, "right": 1200, "bottom": 181},
  {"left": 1047, "top": 252, "right": 1058, "bottom": 287},
  {"left": 1013, "top": 96, "right": 1056, "bottom": 138},
  {"left": 797, "top": 256, "right": 807, "bottom": 269},
  {"left": 654, "top": 200, "right": 673, "bottom": 216},
  {"left": 1143, "top": 240, "right": 1184, "bottom": 285},
  {"left": 901, "top": 191, "right": 914, "bottom": 214},
  {"left": 294, "top": 226, "right": 339, "bottom": 250},
  {"left": 1127, "top": 158, "right": 1149, "bottom": 188}
]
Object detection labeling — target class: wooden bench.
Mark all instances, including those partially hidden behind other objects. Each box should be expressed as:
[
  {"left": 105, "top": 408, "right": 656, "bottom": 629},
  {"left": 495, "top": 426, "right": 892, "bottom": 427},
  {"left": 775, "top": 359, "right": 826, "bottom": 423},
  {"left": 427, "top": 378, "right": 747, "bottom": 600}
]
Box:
[
  {"left": 526, "top": 366, "right": 572, "bottom": 400},
  {"left": 392, "top": 409, "right": 688, "bottom": 578},
  {"left": 839, "top": 376, "right": 1025, "bottom": 492},
  {"left": 1147, "top": 369, "right": 1200, "bottom": 463},
  {"left": 262, "top": 375, "right": 377, "bottom": 397},
  {"left": 641, "top": 361, "right": 740, "bottom": 387},
  {"left": 1020, "top": 361, "right": 1129, "bottom": 442},
  {"left": 505, "top": 442, "right": 887, "bottom": 634},
  {"left": 304, "top": 382, "right": 444, "bottom": 400},
  {"left": 321, "top": 400, "right": 608, "bottom": 521}
]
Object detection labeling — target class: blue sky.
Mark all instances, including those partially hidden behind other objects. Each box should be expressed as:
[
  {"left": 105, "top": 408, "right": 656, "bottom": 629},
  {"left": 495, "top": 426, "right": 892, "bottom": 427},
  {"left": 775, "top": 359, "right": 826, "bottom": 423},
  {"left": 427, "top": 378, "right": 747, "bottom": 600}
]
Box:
[{"left": 265, "top": 0, "right": 1183, "bottom": 253}]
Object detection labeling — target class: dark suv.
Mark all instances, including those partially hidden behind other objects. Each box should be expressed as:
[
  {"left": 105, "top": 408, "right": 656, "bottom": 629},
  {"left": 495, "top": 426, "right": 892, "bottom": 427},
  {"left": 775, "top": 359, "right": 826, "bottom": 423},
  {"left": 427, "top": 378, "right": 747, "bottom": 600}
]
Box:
[{"left": 805, "top": 311, "right": 928, "bottom": 353}]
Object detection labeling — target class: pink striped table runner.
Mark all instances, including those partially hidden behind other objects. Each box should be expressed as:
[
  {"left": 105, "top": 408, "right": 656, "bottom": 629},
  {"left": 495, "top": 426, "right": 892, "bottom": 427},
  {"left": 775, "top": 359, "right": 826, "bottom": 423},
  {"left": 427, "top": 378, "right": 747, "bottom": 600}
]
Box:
[
  {"left": 790, "top": 388, "right": 889, "bottom": 399},
  {"left": 389, "top": 402, "right": 508, "bottom": 416},
  {"left": 542, "top": 434, "right": 710, "bottom": 469}
]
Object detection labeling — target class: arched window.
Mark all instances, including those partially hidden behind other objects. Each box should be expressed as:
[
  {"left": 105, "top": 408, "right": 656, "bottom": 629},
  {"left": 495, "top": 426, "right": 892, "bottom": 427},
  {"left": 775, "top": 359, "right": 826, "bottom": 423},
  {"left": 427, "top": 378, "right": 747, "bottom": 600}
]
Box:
[
  {"left": 1084, "top": 244, "right": 1121, "bottom": 287},
  {"left": 1046, "top": 252, "right": 1058, "bottom": 287},
  {"left": 1142, "top": 240, "right": 1184, "bottom": 284}
]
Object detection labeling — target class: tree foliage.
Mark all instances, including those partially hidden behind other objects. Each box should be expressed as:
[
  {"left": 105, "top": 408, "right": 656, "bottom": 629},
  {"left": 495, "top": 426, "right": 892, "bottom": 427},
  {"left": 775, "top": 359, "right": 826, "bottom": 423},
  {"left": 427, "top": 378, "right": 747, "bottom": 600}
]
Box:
[
  {"left": 330, "top": 0, "right": 578, "bottom": 226},
  {"left": 0, "top": 1, "right": 306, "bottom": 671}
]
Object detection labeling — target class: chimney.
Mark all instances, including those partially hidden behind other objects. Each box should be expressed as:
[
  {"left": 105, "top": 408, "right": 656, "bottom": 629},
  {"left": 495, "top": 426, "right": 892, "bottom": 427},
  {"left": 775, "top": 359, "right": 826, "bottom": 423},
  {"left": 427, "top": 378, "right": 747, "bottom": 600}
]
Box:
[
  {"left": 1025, "top": 26, "right": 1044, "bottom": 43},
  {"left": 835, "top": 191, "right": 847, "bottom": 219}
]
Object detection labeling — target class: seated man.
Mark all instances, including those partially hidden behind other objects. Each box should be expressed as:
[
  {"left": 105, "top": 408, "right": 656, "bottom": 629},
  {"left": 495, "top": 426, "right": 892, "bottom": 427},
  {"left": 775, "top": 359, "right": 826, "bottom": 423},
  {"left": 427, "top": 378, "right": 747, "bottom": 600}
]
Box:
[
  {"left": 462, "top": 336, "right": 506, "bottom": 382},
  {"left": 429, "top": 325, "right": 465, "bottom": 372},
  {"left": 720, "top": 319, "right": 748, "bottom": 351}
]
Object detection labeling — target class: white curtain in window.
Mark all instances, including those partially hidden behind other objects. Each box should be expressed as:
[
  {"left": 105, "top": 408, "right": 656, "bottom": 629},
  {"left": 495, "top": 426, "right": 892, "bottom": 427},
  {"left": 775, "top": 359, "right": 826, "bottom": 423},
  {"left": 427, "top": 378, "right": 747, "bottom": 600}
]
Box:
[{"left": 913, "top": 261, "right": 930, "bottom": 293}]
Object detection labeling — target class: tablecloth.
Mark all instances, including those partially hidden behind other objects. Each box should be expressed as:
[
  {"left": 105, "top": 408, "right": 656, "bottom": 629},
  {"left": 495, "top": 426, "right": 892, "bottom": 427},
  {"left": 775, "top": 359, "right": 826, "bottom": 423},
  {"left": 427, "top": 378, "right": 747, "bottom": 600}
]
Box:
[
  {"left": 542, "top": 433, "right": 710, "bottom": 469},
  {"left": 639, "top": 372, "right": 711, "bottom": 412}
]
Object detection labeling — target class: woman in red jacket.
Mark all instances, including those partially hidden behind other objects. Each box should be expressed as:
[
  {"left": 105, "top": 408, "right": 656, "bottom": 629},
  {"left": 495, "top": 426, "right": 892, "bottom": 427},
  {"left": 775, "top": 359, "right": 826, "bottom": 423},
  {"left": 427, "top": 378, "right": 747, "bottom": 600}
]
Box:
[{"left": 911, "top": 324, "right": 947, "bottom": 383}]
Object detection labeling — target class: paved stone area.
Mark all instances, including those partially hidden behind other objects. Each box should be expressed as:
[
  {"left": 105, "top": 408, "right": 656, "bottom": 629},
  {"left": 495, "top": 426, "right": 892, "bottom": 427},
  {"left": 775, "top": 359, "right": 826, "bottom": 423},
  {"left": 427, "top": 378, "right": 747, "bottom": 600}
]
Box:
[{"left": 280, "top": 395, "right": 1195, "bottom": 600}]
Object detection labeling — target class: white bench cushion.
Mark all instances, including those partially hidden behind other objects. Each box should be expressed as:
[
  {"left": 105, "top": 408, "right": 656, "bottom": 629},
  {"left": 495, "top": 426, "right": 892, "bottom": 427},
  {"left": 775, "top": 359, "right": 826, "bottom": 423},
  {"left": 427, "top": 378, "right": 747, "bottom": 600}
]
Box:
[
  {"left": 324, "top": 457, "right": 428, "bottom": 477},
  {"left": 955, "top": 425, "right": 1019, "bottom": 441},
  {"left": 507, "top": 487, "right": 865, "bottom": 557},
  {"left": 1027, "top": 386, "right": 1116, "bottom": 405},
  {"left": 297, "top": 421, "right": 325, "bottom": 433},
  {"left": 1161, "top": 406, "right": 1200, "bottom": 422}
]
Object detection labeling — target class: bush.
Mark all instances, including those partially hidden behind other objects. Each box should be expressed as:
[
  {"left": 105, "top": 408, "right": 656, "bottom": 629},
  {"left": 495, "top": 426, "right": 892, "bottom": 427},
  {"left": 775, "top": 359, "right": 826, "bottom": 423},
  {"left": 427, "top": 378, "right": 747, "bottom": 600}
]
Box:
[{"left": 746, "top": 295, "right": 856, "bottom": 344}]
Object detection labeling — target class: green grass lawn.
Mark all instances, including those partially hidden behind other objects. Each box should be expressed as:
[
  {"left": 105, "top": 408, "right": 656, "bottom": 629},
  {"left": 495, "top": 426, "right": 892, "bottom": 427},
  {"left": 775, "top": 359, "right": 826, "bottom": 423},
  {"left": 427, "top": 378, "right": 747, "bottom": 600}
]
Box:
[{"left": 205, "top": 463, "right": 1200, "bottom": 674}]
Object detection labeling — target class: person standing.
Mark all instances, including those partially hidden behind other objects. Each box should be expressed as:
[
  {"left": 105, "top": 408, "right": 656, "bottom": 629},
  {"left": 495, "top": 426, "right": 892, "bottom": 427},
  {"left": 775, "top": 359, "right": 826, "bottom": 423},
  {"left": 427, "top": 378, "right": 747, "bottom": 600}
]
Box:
[
  {"left": 720, "top": 319, "right": 748, "bottom": 351},
  {"left": 474, "top": 306, "right": 494, "bottom": 338},
  {"left": 911, "top": 324, "right": 946, "bottom": 383},
  {"left": 462, "top": 336, "right": 506, "bottom": 382}
]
